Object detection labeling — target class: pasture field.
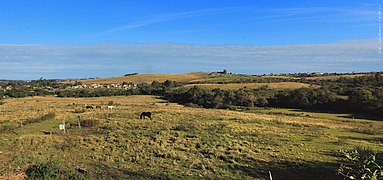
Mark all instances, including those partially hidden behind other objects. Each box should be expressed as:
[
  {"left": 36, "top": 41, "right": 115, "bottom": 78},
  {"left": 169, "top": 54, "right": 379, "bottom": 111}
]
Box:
[
  {"left": 0, "top": 96, "right": 382, "bottom": 179},
  {"left": 182, "top": 82, "right": 318, "bottom": 90},
  {"left": 63, "top": 72, "right": 209, "bottom": 84},
  {"left": 246, "top": 108, "right": 383, "bottom": 122}
]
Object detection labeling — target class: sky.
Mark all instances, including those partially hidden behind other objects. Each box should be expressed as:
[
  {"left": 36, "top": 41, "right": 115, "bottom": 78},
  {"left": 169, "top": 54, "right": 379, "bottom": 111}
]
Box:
[{"left": 0, "top": 0, "right": 382, "bottom": 79}]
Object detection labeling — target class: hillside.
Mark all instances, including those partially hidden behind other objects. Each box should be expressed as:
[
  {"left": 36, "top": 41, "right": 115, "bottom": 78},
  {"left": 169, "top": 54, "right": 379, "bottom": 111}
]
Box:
[
  {"left": 182, "top": 82, "right": 318, "bottom": 90},
  {"left": 63, "top": 72, "right": 209, "bottom": 84},
  {"left": 60, "top": 72, "right": 383, "bottom": 86}
]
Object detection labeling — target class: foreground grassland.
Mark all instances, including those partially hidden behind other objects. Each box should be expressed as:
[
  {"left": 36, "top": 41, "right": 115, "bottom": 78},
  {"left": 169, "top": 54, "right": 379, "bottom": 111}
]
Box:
[
  {"left": 182, "top": 82, "right": 318, "bottom": 90},
  {"left": 0, "top": 96, "right": 382, "bottom": 179}
]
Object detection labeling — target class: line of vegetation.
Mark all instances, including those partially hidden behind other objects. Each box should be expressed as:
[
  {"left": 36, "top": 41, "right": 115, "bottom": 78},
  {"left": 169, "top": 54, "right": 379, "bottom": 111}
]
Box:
[
  {"left": 23, "top": 112, "right": 56, "bottom": 125},
  {"left": 164, "top": 74, "right": 383, "bottom": 116},
  {"left": 1, "top": 73, "right": 382, "bottom": 117}
]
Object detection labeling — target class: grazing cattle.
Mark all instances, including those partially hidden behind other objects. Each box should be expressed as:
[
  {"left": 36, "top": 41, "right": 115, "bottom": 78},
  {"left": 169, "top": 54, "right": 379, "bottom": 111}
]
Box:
[
  {"left": 306, "top": 114, "right": 310, "bottom": 117},
  {"left": 96, "top": 106, "right": 102, "bottom": 110},
  {"left": 140, "top": 112, "right": 152, "bottom": 120},
  {"left": 107, "top": 106, "right": 116, "bottom": 111},
  {"left": 76, "top": 167, "right": 88, "bottom": 175},
  {"left": 85, "top": 106, "right": 94, "bottom": 109}
]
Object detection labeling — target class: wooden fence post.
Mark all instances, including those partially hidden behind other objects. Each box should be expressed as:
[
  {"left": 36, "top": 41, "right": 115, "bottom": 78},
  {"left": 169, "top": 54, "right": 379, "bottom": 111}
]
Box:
[
  {"left": 77, "top": 116, "right": 81, "bottom": 128},
  {"left": 62, "top": 118, "right": 66, "bottom": 134}
]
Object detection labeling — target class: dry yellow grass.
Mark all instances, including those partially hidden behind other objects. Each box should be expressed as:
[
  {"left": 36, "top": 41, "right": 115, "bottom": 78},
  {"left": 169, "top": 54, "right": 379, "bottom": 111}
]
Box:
[
  {"left": 62, "top": 72, "right": 209, "bottom": 84},
  {"left": 183, "top": 82, "right": 318, "bottom": 90},
  {"left": 0, "top": 96, "right": 160, "bottom": 124},
  {"left": 0, "top": 96, "right": 382, "bottom": 179},
  {"left": 0, "top": 95, "right": 377, "bottom": 134}
]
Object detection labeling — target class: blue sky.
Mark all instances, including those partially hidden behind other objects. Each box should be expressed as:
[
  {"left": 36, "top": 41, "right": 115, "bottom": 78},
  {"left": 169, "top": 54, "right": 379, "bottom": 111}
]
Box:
[
  {"left": 0, "top": 0, "right": 380, "bottom": 45},
  {"left": 0, "top": 0, "right": 382, "bottom": 79}
]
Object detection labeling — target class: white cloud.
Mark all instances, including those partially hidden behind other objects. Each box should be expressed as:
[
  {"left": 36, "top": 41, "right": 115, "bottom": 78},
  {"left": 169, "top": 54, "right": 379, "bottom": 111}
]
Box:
[{"left": 0, "top": 39, "right": 381, "bottom": 80}]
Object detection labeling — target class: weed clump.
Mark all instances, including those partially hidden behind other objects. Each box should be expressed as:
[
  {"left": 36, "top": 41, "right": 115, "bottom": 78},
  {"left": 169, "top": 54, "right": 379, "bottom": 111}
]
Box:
[
  {"left": 73, "top": 108, "right": 85, "bottom": 114},
  {"left": 172, "top": 122, "right": 197, "bottom": 131},
  {"left": 338, "top": 147, "right": 383, "bottom": 179},
  {"left": 82, "top": 120, "right": 100, "bottom": 127}
]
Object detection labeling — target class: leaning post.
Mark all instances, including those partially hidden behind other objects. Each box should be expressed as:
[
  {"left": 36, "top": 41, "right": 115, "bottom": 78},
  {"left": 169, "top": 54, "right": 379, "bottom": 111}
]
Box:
[{"left": 77, "top": 116, "right": 81, "bottom": 128}]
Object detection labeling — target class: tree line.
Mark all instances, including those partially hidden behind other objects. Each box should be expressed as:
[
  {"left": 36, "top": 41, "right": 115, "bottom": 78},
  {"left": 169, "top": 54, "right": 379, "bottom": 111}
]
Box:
[
  {"left": 1, "top": 74, "right": 382, "bottom": 116},
  {"left": 164, "top": 74, "right": 383, "bottom": 116}
]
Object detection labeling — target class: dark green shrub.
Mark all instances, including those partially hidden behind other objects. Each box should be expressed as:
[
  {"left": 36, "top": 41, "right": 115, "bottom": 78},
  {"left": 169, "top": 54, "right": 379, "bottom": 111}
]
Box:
[
  {"left": 26, "top": 161, "right": 61, "bottom": 179},
  {"left": 25, "top": 161, "right": 86, "bottom": 179}
]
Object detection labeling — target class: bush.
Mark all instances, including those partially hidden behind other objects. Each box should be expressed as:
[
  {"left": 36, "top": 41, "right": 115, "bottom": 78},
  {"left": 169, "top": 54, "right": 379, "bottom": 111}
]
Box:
[
  {"left": 26, "top": 161, "right": 61, "bottom": 179},
  {"left": 25, "top": 161, "right": 86, "bottom": 179},
  {"left": 338, "top": 147, "right": 383, "bottom": 179},
  {"left": 0, "top": 122, "right": 15, "bottom": 133}
]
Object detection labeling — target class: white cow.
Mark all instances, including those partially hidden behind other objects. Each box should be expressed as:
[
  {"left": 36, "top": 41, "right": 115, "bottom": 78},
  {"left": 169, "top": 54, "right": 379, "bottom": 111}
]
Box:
[{"left": 107, "top": 106, "right": 116, "bottom": 112}]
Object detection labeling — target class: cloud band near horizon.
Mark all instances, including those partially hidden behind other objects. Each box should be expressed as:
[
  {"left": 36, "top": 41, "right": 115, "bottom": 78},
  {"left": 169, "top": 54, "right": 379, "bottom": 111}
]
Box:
[{"left": 0, "top": 40, "right": 381, "bottom": 80}]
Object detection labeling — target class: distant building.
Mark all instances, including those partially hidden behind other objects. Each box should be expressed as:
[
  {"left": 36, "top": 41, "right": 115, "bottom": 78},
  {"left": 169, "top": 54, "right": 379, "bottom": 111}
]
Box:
[{"left": 311, "top": 72, "right": 324, "bottom": 75}]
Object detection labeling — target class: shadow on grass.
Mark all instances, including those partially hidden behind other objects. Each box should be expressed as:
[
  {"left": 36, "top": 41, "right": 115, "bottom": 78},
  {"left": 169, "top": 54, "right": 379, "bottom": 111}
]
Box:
[
  {"left": 339, "top": 135, "right": 383, "bottom": 144},
  {"left": 228, "top": 159, "right": 342, "bottom": 180},
  {"left": 92, "top": 163, "right": 195, "bottom": 179},
  {"left": 290, "top": 109, "right": 383, "bottom": 121}
]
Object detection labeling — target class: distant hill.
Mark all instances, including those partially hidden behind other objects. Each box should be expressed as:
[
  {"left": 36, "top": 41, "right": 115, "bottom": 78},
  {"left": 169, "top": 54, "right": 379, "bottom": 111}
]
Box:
[
  {"left": 62, "top": 72, "right": 209, "bottom": 84},
  {"left": 60, "top": 71, "right": 382, "bottom": 85}
]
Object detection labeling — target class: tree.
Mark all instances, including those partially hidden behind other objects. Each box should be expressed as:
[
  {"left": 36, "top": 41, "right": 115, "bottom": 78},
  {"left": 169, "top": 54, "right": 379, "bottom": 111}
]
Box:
[
  {"left": 163, "top": 80, "right": 174, "bottom": 88},
  {"left": 151, "top": 81, "right": 160, "bottom": 87}
]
